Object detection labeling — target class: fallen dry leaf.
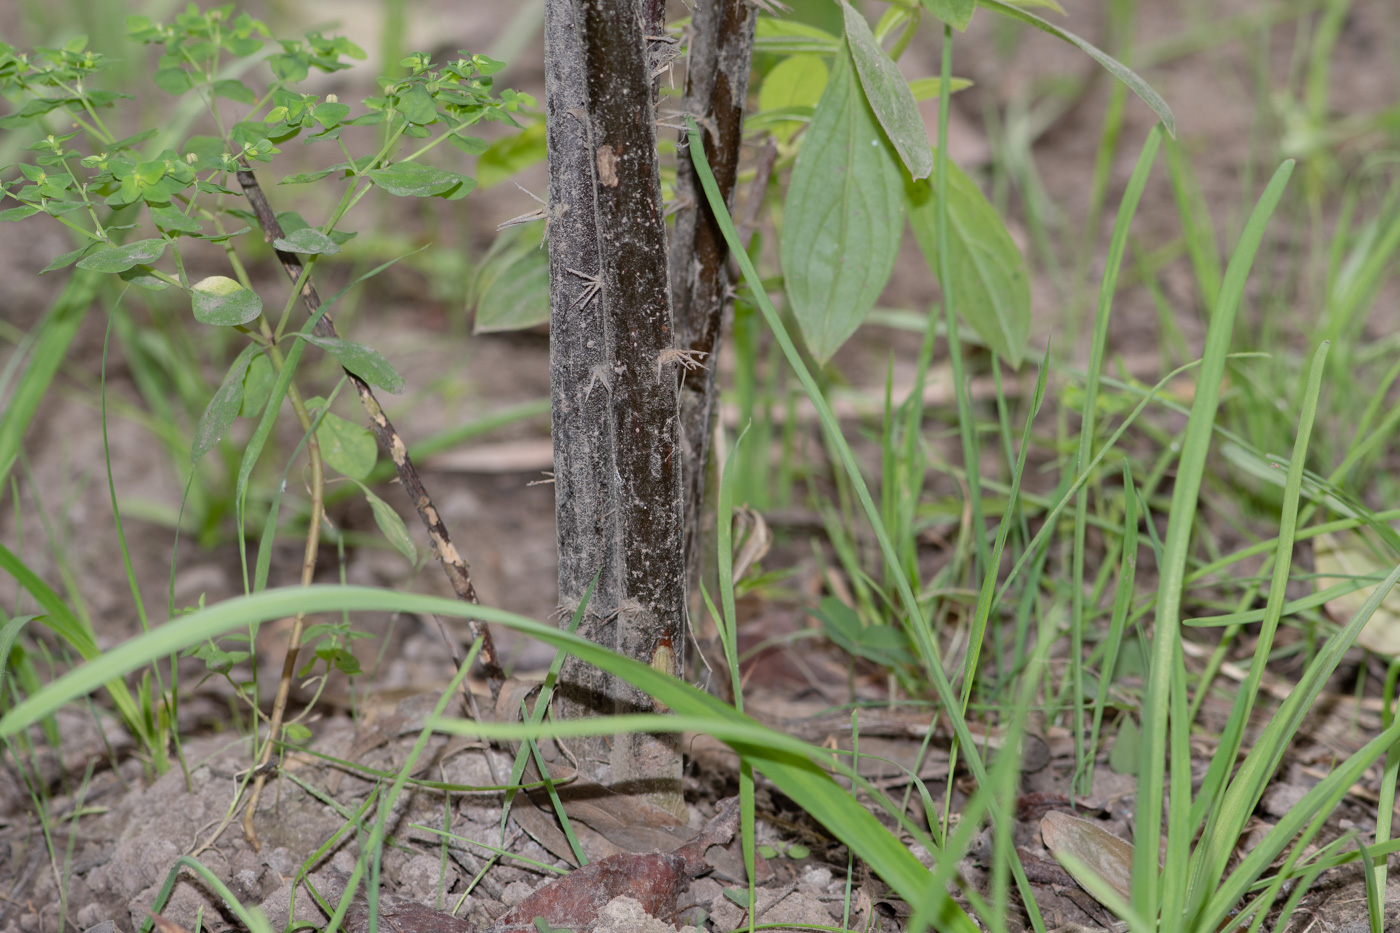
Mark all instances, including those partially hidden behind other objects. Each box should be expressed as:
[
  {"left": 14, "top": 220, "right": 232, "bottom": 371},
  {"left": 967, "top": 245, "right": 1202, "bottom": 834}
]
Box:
[
  {"left": 1040, "top": 810, "right": 1134, "bottom": 909},
  {"left": 1314, "top": 530, "right": 1400, "bottom": 656}
]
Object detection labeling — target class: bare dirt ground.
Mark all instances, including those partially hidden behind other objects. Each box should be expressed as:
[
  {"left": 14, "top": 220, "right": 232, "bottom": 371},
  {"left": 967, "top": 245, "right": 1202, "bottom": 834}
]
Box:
[{"left": 2, "top": 2, "right": 1399, "bottom": 932}]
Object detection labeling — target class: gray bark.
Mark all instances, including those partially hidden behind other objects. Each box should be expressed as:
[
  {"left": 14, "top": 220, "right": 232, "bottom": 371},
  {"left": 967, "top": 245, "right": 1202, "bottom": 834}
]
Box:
[{"left": 546, "top": 0, "right": 684, "bottom": 812}]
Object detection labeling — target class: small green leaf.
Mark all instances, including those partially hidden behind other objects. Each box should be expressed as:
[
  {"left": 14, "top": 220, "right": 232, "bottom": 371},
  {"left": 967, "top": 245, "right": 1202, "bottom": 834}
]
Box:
[
  {"left": 368, "top": 162, "right": 472, "bottom": 198},
  {"left": 758, "top": 55, "right": 828, "bottom": 143},
  {"left": 1109, "top": 715, "right": 1138, "bottom": 776},
  {"left": 40, "top": 243, "right": 99, "bottom": 274},
  {"left": 313, "top": 101, "right": 350, "bottom": 128},
  {"left": 811, "top": 597, "right": 914, "bottom": 668},
  {"left": 905, "top": 154, "right": 1030, "bottom": 367},
  {"left": 980, "top": 0, "right": 1175, "bottom": 137},
  {"left": 282, "top": 722, "right": 313, "bottom": 744},
  {"left": 0, "top": 205, "right": 42, "bottom": 222},
  {"left": 190, "top": 275, "right": 263, "bottom": 326},
  {"left": 273, "top": 227, "right": 340, "bottom": 255},
  {"left": 908, "top": 76, "right": 974, "bottom": 100},
  {"left": 920, "top": 0, "right": 976, "bottom": 30},
  {"left": 77, "top": 238, "right": 167, "bottom": 273},
  {"left": 758, "top": 844, "right": 779, "bottom": 859},
  {"left": 787, "top": 844, "right": 811, "bottom": 859},
  {"left": 192, "top": 345, "right": 258, "bottom": 463},
  {"left": 316, "top": 411, "right": 377, "bottom": 480},
  {"left": 149, "top": 205, "right": 203, "bottom": 235},
  {"left": 780, "top": 46, "right": 904, "bottom": 362},
  {"left": 471, "top": 227, "right": 550, "bottom": 333},
  {"left": 297, "top": 335, "right": 405, "bottom": 393},
  {"left": 754, "top": 17, "right": 841, "bottom": 54},
  {"left": 395, "top": 84, "right": 438, "bottom": 125},
  {"left": 118, "top": 267, "right": 171, "bottom": 291},
  {"left": 212, "top": 79, "right": 256, "bottom": 104},
  {"left": 361, "top": 485, "right": 417, "bottom": 563},
  {"left": 841, "top": 1, "right": 934, "bottom": 179}
]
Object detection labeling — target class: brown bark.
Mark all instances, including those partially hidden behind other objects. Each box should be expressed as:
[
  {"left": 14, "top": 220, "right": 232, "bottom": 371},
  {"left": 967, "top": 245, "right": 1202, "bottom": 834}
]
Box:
[{"left": 670, "top": 0, "right": 758, "bottom": 596}]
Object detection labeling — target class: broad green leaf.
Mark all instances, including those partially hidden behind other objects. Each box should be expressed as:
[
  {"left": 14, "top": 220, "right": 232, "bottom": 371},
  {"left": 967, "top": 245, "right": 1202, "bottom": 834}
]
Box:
[
  {"left": 1109, "top": 715, "right": 1138, "bottom": 775},
  {"left": 780, "top": 47, "right": 904, "bottom": 363},
  {"left": 192, "top": 345, "right": 258, "bottom": 463},
  {"left": 395, "top": 84, "right": 438, "bottom": 125},
  {"left": 368, "top": 162, "right": 472, "bottom": 198},
  {"left": 152, "top": 67, "right": 192, "bottom": 94},
  {"left": 190, "top": 274, "right": 263, "bottom": 326},
  {"left": 909, "top": 76, "right": 974, "bottom": 100},
  {"left": 149, "top": 204, "right": 203, "bottom": 235},
  {"left": 316, "top": 411, "right": 377, "bottom": 480},
  {"left": 297, "top": 335, "right": 406, "bottom": 393},
  {"left": 980, "top": 0, "right": 1175, "bottom": 138},
  {"left": 920, "top": 0, "right": 976, "bottom": 29},
  {"left": 841, "top": 0, "right": 934, "bottom": 179},
  {"left": 0, "top": 205, "right": 42, "bottom": 222},
  {"left": 212, "top": 79, "right": 256, "bottom": 104},
  {"left": 758, "top": 55, "right": 828, "bottom": 143},
  {"left": 477, "top": 121, "right": 547, "bottom": 187},
  {"left": 471, "top": 227, "right": 550, "bottom": 333},
  {"left": 811, "top": 597, "right": 914, "bottom": 669},
  {"left": 905, "top": 155, "right": 1029, "bottom": 367},
  {"left": 313, "top": 101, "right": 350, "bottom": 128},
  {"left": 77, "top": 238, "right": 167, "bottom": 273},
  {"left": 273, "top": 227, "right": 340, "bottom": 255},
  {"left": 360, "top": 484, "right": 417, "bottom": 562},
  {"left": 118, "top": 267, "right": 171, "bottom": 291}
]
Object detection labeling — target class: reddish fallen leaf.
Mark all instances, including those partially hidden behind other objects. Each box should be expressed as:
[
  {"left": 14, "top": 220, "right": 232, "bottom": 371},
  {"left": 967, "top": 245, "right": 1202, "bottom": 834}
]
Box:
[
  {"left": 149, "top": 914, "right": 194, "bottom": 933},
  {"left": 493, "top": 796, "right": 741, "bottom": 932}
]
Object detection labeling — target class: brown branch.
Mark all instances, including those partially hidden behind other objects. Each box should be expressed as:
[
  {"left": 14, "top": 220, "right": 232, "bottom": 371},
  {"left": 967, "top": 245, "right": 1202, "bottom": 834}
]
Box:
[{"left": 234, "top": 163, "right": 504, "bottom": 682}]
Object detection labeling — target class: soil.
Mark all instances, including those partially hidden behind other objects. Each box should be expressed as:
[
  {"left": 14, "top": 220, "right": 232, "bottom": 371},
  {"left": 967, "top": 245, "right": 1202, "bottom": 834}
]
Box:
[{"left": 2, "top": 2, "right": 1399, "bottom": 933}]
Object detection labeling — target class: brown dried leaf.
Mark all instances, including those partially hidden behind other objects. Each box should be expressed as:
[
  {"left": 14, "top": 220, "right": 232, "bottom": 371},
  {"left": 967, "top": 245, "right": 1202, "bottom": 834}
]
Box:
[
  {"left": 1040, "top": 810, "right": 1134, "bottom": 907},
  {"left": 1314, "top": 530, "right": 1400, "bottom": 656}
]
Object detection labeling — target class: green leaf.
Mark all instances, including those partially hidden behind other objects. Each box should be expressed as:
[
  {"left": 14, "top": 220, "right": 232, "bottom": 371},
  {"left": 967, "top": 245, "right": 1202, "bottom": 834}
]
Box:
[
  {"left": 76, "top": 238, "right": 167, "bottom": 273},
  {"left": 273, "top": 227, "right": 340, "bottom": 255},
  {"left": 40, "top": 243, "right": 99, "bottom": 274},
  {"left": 192, "top": 345, "right": 258, "bottom": 463},
  {"left": 840, "top": 1, "right": 934, "bottom": 179},
  {"left": 0, "top": 205, "right": 42, "bottom": 222},
  {"left": 395, "top": 85, "right": 439, "bottom": 125},
  {"left": 360, "top": 484, "right": 417, "bottom": 562},
  {"left": 920, "top": 0, "right": 976, "bottom": 30},
  {"left": 282, "top": 722, "right": 313, "bottom": 743},
  {"left": 779, "top": 47, "right": 904, "bottom": 362},
  {"left": 477, "top": 121, "right": 547, "bottom": 187},
  {"left": 313, "top": 101, "right": 350, "bottom": 128},
  {"left": 296, "top": 335, "right": 405, "bottom": 393},
  {"left": 980, "top": 0, "right": 1175, "bottom": 138},
  {"left": 1109, "top": 715, "right": 1138, "bottom": 775},
  {"left": 471, "top": 227, "right": 550, "bottom": 333},
  {"left": 905, "top": 155, "right": 1029, "bottom": 367},
  {"left": 118, "top": 267, "right": 171, "bottom": 291},
  {"left": 811, "top": 597, "right": 914, "bottom": 669},
  {"left": 190, "top": 275, "right": 263, "bottom": 326},
  {"left": 757, "top": 55, "right": 828, "bottom": 144},
  {"left": 368, "top": 162, "right": 472, "bottom": 198},
  {"left": 754, "top": 17, "right": 841, "bottom": 55},
  {"left": 152, "top": 67, "right": 192, "bottom": 94},
  {"left": 212, "top": 79, "right": 256, "bottom": 104},
  {"left": 149, "top": 204, "right": 203, "bottom": 235},
  {"left": 240, "top": 353, "right": 274, "bottom": 417},
  {"left": 908, "top": 76, "right": 974, "bottom": 100},
  {"left": 316, "top": 411, "right": 377, "bottom": 480}
]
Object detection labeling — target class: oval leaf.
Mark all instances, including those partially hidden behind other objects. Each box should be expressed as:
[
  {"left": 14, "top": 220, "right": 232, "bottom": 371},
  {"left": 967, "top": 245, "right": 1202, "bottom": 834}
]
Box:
[
  {"left": 759, "top": 55, "right": 829, "bottom": 144},
  {"left": 361, "top": 484, "right": 418, "bottom": 562},
  {"left": 273, "top": 227, "right": 341, "bottom": 255},
  {"left": 191, "top": 345, "right": 258, "bottom": 463},
  {"left": 1314, "top": 530, "right": 1400, "bottom": 656},
  {"left": 315, "top": 411, "right": 377, "bottom": 480},
  {"left": 841, "top": 0, "right": 934, "bottom": 180},
  {"left": 780, "top": 46, "right": 904, "bottom": 363},
  {"left": 905, "top": 155, "right": 1029, "bottom": 367},
  {"left": 471, "top": 227, "right": 550, "bottom": 333},
  {"left": 191, "top": 275, "right": 263, "bottom": 326},
  {"left": 368, "top": 162, "right": 473, "bottom": 198},
  {"left": 77, "top": 238, "right": 167, "bottom": 273},
  {"left": 980, "top": 0, "right": 1175, "bottom": 138},
  {"left": 1040, "top": 811, "right": 1135, "bottom": 908},
  {"left": 298, "top": 335, "right": 406, "bottom": 394}
]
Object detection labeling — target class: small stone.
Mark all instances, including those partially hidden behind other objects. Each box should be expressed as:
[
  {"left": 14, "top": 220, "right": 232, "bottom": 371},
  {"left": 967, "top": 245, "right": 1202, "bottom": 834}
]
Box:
[{"left": 501, "top": 880, "right": 534, "bottom": 907}]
